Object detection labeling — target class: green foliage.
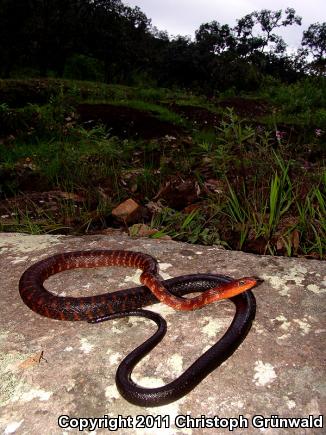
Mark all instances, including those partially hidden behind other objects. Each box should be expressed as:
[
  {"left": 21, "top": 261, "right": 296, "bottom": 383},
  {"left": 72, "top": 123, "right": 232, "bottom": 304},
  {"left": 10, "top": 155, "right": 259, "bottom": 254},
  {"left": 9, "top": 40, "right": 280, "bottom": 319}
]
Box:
[
  {"left": 0, "top": 1, "right": 319, "bottom": 93},
  {"left": 0, "top": 102, "right": 12, "bottom": 133},
  {"left": 0, "top": 79, "right": 201, "bottom": 112},
  {"left": 267, "top": 176, "right": 290, "bottom": 235},
  {"left": 235, "top": 8, "right": 301, "bottom": 56},
  {"left": 195, "top": 22, "right": 235, "bottom": 54},
  {"left": 109, "top": 99, "right": 186, "bottom": 126},
  {"left": 0, "top": 102, "right": 9, "bottom": 111},
  {"left": 262, "top": 77, "right": 326, "bottom": 113},
  {"left": 0, "top": 206, "right": 72, "bottom": 235},
  {"left": 302, "top": 23, "right": 326, "bottom": 62},
  {"left": 217, "top": 109, "right": 255, "bottom": 146},
  {"left": 260, "top": 76, "right": 326, "bottom": 133},
  {"left": 0, "top": 78, "right": 325, "bottom": 258},
  {"left": 150, "top": 207, "right": 223, "bottom": 245},
  {"left": 192, "top": 109, "right": 260, "bottom": 179},
  {"left": 45, "top": 129, "right": 126, "bottom": 190},
  {"left": 296, "top": 182, "right": 326, "bottom": 257},
  {"left": 64, "top": 55, "right": 104, "bottom": 81},
  {"left": 223, "top": 153, "right": 325, "bottom": 258}
]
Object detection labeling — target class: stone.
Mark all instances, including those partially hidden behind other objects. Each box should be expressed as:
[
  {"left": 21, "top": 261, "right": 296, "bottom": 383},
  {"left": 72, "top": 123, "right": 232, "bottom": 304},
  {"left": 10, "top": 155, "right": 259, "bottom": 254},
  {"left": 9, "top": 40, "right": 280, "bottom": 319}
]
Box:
[
  {"left": 111, "top": 198, "right": 142, "bottom": 224},
  {"left": 0, "top": 232, "right": 325, "bottom": 434}
]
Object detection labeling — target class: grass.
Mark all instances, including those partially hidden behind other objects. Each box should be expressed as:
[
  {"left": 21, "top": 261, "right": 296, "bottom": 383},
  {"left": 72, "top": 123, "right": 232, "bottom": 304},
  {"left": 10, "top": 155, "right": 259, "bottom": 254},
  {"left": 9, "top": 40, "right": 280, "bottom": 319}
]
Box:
[
  {"left": 223, "top": 154, "right": 325, "bottom": 256},
  {"left": 259, "top": 76, "right": 326, "bottom": 131},
  {"left": 150, "top": 207, "right": 224, "bottom": 245},
  {"left": 0, "top": 78, "right": 325, "bottom": 259},
  {"left": 103, "top": 99, "right": 188, "bottom": 126}
]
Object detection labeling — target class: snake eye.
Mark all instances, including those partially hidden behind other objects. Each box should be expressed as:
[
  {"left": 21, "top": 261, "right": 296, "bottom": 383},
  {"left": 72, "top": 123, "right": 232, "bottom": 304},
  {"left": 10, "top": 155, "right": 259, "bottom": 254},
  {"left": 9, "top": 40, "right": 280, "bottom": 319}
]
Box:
[{"left": 239, "top": 280, "right": 245, "bottom": 285}]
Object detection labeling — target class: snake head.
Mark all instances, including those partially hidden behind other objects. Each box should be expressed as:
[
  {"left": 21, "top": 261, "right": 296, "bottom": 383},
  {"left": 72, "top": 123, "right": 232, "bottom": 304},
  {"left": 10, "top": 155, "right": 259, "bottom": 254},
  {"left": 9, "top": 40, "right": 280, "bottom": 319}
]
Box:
[
  {"left": 210, "top": 276, "right": 262, "bottom": 301},
  {"left": 237, "top": 276, "right": 262, "bottom": 288},
  {"left": 227, "top": 276, "right": 262, "bottom": 297}
]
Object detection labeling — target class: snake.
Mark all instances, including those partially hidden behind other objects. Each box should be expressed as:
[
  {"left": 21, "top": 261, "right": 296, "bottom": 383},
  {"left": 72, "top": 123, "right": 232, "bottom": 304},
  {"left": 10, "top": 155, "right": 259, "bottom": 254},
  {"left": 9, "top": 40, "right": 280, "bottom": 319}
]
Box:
[{"left": 19, "top": 249, "right": 259, "bottom": 406}]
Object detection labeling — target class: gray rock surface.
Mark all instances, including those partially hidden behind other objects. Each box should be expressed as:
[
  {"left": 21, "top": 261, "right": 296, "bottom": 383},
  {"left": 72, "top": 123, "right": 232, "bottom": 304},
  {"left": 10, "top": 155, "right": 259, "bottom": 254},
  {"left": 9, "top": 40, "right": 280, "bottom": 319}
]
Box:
[{"left": 0, "top": 232, "right": 325, "bottom": 435}]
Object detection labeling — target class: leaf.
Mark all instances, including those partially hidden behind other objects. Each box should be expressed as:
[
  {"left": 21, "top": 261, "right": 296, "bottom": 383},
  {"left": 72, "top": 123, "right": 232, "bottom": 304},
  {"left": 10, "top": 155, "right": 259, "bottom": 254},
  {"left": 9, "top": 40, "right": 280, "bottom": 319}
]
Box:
[
  {"left": 292, "top": 229, "right": 300, "bottom": 251},
  {"left": 19, "top": 351, "right": 46, "bottom": 369}
]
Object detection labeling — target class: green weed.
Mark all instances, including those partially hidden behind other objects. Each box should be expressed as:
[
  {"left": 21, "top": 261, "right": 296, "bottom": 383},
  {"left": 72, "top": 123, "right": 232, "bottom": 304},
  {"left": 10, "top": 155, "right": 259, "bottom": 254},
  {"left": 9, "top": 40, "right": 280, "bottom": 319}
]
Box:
[
  {"left": 150, "top": 207, "right": 223, "bottom": 245},
  {"left": 295, "top": 182, "right": 326, "bottom": 258},
  {"left": 217, "top": 109, "right": 255, "bottom": 147},
  {"left": 1, "top": 78, "right": 325, "bottom": 258}
]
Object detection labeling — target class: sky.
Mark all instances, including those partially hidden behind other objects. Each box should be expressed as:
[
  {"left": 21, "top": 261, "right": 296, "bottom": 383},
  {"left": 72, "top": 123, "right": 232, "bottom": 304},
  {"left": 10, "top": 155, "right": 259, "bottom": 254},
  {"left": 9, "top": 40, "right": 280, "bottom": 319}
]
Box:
[{"left": 125, "top": 0, "right": 326, "bottom": 51}]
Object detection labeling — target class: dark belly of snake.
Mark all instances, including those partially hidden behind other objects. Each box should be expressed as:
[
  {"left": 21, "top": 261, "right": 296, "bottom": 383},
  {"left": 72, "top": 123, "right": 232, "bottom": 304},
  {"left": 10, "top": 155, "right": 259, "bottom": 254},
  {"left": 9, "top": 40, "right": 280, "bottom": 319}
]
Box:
[{"left": 19, "top": 254, "right": 256, "bottom": 407}]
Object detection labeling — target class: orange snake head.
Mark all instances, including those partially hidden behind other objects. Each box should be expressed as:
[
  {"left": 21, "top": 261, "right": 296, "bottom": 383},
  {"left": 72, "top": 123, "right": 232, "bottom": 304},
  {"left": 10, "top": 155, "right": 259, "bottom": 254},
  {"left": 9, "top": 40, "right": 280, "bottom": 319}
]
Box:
[
  {"left": 202, "top": 276, "right": 262, "bottom": 306},
  {"left": 216, "top": 276, "right": 262, "bottom": 300}
]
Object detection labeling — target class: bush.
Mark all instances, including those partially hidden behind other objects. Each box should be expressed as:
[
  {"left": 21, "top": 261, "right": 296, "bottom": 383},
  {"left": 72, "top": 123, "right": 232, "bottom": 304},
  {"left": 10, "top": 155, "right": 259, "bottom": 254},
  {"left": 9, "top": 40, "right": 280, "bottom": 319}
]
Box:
[{"left": 64, "top": 55, "right": 104, "bottom": 81}]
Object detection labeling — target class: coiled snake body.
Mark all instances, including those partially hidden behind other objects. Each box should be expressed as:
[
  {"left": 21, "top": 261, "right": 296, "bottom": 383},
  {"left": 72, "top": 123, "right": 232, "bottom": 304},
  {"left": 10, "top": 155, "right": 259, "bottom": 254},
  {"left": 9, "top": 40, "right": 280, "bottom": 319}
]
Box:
[{"left": 19, "top": 250, "right": 258, "bottom": 407}]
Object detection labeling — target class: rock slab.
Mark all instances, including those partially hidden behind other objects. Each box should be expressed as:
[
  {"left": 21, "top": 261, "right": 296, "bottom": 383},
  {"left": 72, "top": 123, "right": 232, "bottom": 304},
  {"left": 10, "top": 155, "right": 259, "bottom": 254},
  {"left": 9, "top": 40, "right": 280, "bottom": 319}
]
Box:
[{"left": 0, "top": 232, "right": 325, "bottom": 434}]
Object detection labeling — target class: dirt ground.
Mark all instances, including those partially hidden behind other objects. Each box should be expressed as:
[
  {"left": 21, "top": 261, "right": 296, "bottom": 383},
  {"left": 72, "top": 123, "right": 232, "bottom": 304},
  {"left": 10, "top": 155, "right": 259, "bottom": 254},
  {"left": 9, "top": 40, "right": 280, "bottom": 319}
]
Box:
[
  {"left": 77, "top": 104, "right": 183, "bottom": 139},
  {"left": 76, "top": 98, "right": 271, "bottom": 137},
  {"left": 3, "top": 96, "right": 321, "bottom": 258}
]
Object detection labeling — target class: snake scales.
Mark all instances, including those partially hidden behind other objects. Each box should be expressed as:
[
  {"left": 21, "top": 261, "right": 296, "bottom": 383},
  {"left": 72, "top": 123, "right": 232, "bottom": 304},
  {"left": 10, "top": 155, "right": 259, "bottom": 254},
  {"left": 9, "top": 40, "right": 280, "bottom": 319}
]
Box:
[{"left": 19, "top": 249, "right": 258, "bottom": 406}]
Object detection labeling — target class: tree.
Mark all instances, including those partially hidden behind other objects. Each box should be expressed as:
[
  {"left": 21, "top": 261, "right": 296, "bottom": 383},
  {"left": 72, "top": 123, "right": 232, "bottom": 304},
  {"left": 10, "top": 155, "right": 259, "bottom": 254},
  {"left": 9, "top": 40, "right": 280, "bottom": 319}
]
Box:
[
  {"left": 0, "top": 1, "right": 318, "bottom": 88},
  {"left": 235, "top": 8, "right": 302, "bottom": 56},
  {"left": 195, "top": 21, "right": 236, "bottom": 55},
  {"left": 302, "top": 22, "right": 326, "bottom": 61},
  {"left": 235, "top": 13, "right": 264, "bottom": 57},
  {"left": 301, "top": 23, "right": 326, "bottom": 76},
  {"left": 14, "top": 0, "right": 92, "bottom": 77},
  {"left": 0, "top": 0, "right": 33, "bottom": 76}
]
